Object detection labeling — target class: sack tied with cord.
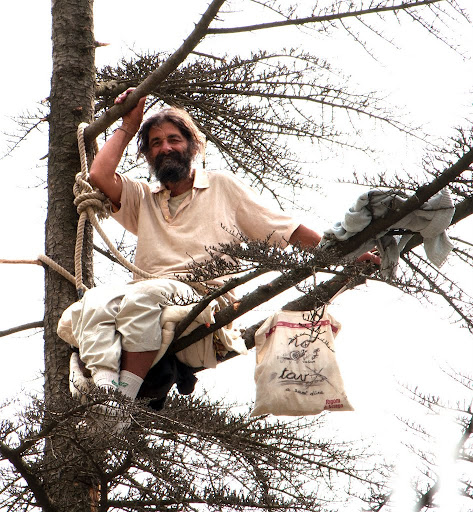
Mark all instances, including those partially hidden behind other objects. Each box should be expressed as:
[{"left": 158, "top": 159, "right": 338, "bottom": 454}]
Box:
[{"left": 251, "top": 306, "right": 354, "bottom": 417}]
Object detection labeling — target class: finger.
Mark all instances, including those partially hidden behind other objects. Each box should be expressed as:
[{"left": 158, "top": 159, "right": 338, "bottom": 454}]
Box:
[
  {"left": 114, "top": 87, "right": 136, "bottom": 105},
  {"left": 137, "top": 96, "right": 147, "bottom": 109},
  {"left": 371, "top": 254, "right": 381, "bottom": 265},
  {"left": 364, "top": 252, "right": 381, "bottom": 265},
  {"left": 114, "top": 92, "right": 128, "bottom": 105},
  {"left": 356, "top": 252, "right": 381, "bottom": 265}
]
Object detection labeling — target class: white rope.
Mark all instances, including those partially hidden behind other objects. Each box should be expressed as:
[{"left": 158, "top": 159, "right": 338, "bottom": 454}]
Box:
[
  {"left": 73, "top": 123, "right": 157, "bottom": 295},
  {"left": 31, "top": 123, "right": 157, "bottom": 297},
  {"left": 37, "top": 254, "right": 77, "bottom": 285}
]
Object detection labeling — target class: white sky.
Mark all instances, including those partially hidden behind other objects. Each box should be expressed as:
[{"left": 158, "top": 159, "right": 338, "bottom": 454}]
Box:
[{"left": 1, "top": 2, "right": 473, "bottom": 510}]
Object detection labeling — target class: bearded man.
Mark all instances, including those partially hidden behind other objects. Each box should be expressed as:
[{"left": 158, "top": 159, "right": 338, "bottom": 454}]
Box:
[{"left": 66, "top": 89, "right": 378, "bottom": 426}]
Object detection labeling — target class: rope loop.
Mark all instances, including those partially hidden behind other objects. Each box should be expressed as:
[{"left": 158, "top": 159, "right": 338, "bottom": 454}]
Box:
[
  {"left": 36, "top": 122, "right": 159, "bottom": 298},
  {"left": 73, "top": 175, "right": 111, "bottom": 220},
  {"left": 74, "top": 124, "right": 112, "bottom": 221}
]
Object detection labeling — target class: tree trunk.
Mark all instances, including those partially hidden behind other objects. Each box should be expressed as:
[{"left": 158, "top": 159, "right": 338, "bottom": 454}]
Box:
[{"left": 44, "top": 0, "right": 96, "bottom": 508}]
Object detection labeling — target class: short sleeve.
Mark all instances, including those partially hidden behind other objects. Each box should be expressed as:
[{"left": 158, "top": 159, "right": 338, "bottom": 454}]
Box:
[
  {"left": 112, "top": 174, "right": 146, "bottom": 235},
  {"left": 232, "top": 179, "right": 300, "bottom": 247}
]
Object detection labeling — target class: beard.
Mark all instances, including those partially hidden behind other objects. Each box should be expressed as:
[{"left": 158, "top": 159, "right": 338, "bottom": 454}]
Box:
[{"left": 152, "top": 149, "right": 192, "bottom": 184}]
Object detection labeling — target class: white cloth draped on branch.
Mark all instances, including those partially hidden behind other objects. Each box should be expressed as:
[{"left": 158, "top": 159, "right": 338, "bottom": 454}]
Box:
[{"left": 320, "top": 188, "right": 455, "bottom": 278}]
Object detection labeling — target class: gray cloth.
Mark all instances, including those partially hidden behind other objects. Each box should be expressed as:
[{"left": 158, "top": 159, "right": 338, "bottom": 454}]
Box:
[{"left": 320, "top": 188, "right": 455, "bottom": 278}]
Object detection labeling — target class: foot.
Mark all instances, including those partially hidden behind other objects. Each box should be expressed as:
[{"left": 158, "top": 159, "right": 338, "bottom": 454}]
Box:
[{"left": 77, "top": 394, "right": 132, "bottom": 435}]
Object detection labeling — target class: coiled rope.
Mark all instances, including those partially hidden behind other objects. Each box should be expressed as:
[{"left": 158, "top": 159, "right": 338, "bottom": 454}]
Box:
[
  {"left": 73, "top": 123, "right": 157, "bottom": 296},
  {"left": 6, "top": 124, "right": 206, "bottom": 301}
]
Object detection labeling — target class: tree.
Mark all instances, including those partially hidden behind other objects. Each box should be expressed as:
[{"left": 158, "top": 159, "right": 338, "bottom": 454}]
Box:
[
  {"left": 384, "top": 370, "right": 473, "bottom": 511},
  {"left": 1, "top": 0, "right": 472, "bottom": 510}
]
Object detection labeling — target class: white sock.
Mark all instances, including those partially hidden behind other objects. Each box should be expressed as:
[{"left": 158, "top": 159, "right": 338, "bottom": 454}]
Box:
[
  {"left": 118, "top": 370, "right": 143, "bottom": 400},
  {"left": 93, "top": 368, "right": 119, "bottom": 393}
]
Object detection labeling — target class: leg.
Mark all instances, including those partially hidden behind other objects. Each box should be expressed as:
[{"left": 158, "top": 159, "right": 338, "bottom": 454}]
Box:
[
  {"left": 115, "top": 279, "right": 196, "bottom": 397},
  {"left": 70, "top": 283, "right": 126, "bottom": 390},
  {"left": 121, "top": 350, "right": 159, "bottom": 379},
  {"left": 69, "top": 284, "right": 133, "bottom": 434}
]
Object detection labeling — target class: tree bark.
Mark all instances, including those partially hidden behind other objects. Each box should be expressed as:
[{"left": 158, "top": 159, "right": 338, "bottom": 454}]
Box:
[
  {"left": 46, "top": 0, "right": 95, "bottom": 404},
  {"left": 44, "top": 0, "right": 96, "bottom": 509}
]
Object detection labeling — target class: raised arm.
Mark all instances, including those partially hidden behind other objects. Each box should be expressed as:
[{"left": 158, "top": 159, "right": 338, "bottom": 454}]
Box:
[{"left": 89, "top": 91, "right": 146, "bottom": 207}]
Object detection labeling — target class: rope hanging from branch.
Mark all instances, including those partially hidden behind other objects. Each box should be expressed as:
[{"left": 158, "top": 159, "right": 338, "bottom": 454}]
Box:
[
  {"left": 73, "top": 123, "right": 157, "bottom": 297},
  {"left": 1, "top": 124, "right": 157, "bottom": 298}
]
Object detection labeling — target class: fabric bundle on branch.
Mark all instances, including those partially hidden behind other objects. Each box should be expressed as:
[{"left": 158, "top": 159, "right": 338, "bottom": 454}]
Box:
[{"left": 320, "top": 188, "right": 455, "bottom": 278}]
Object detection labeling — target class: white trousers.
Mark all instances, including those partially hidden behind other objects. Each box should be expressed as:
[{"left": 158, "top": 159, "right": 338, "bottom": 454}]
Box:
[{"left": 70, "top": 278, "right": 196, "bottom": 376}]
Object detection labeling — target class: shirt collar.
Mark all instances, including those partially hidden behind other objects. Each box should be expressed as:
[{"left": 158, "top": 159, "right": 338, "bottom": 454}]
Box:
[{"left": 152, "top": 168, "right": 210, "bottom": 194}]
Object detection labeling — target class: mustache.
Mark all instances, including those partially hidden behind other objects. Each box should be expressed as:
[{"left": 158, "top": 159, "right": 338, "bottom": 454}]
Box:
[{"left": 154, "top": 151, "right": 187, "bottom": 167}]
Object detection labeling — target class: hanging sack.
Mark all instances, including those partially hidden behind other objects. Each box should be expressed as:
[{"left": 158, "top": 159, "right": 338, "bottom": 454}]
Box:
[{"left": 251, "top": 307, "right": 354, "bottom": 417}]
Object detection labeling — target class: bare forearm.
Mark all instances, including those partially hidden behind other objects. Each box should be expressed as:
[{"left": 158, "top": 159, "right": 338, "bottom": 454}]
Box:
[
  {"left": 89, "top": 126, "right": 136, "bottom": 205},
  {"left": 89, "top": 128, "right": 132, "bottom": 183},
  {"left": 289, "top": 224, "right": 322, "bottom": 248},
  {"left": 89, "top": 91, "right": 146, "bottom": 205},
  {"left": 290, "top": 224, "right": 380, "bottom": 264}
]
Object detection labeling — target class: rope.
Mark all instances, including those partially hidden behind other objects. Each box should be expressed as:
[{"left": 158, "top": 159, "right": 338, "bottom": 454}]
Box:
[
  {"left": 74, "top": 123, "right": 157, "bottom": 295},
  {"left": 37, "top": 254, "right": 76, "bottom": 285},
  {"left": 6, "top": 123, "right": 189, "bottom": 300},
  {"left": 0, "top": 256, "right": 76, "bottom": 285},
  {"left": 0, "top": 259, "right": 43, "bottom": 266},
  {"left": 12, "top": 123, "right": 156, "bottom": 297}
]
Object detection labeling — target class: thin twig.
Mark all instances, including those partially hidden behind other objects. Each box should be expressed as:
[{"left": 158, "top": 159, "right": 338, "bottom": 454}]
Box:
[
  {"left": 0, "top": 321, "right": 44, "bottom": 338},
  {"left": 207, "top": 0, "right": 443, "bottom": 34},
  {"left": 84, "top": 0, "right": 227, "bottom": 142}
]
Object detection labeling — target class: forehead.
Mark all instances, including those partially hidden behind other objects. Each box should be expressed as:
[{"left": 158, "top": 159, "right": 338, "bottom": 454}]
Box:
[{"left": 148, "top": 122, "right": 185, "bottom": 142}]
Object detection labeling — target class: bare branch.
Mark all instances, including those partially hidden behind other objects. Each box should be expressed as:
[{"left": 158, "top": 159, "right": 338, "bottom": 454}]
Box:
[
  {"left": 0, "top": 321, "right": 44, "bottom": 338},
  {"left": 406, "top": 392, "right": 473, "bottom": 511},
  {"left": 84, "top": 0, "right": 227, "bottom": 142},
  {"left": 339, "top": 146, "right": 473, "bottom": 257},
  {"left": 171, "top": 145, "right": 473, "bottom": 353},
  {"left": 0, "top": 442, "right": 57, "bottom": 512},
  {"left": 207, "top": 0, "right": 444, "bottom": 34},
  {"left": 173, "top": 268, "right": 269, "bottom": 340}
]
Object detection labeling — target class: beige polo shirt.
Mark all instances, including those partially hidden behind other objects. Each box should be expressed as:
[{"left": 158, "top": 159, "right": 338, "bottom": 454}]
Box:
[{"left": 112, "top": 169, "right": 300, "bottom": 281}]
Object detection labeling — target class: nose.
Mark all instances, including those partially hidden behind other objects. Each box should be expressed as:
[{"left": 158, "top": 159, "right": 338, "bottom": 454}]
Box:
[{"left": 160, "top": 139, "right": 173, "bottom": 154}]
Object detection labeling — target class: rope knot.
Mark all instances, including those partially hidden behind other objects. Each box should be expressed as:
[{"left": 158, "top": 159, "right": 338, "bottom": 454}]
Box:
[{"left": 73, "top": 173, "right": 112, "bottom": 220}]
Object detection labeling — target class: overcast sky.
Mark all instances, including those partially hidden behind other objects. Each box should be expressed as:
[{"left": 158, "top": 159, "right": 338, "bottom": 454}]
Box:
[{"left": 1, "top": 2, "right": 473, "bottom": 509}]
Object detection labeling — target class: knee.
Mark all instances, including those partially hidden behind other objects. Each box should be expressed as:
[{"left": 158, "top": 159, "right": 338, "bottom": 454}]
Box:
[
  {"left": 81, "top": 284, "right": 125, "bottom": 314},
  {"left": 121, "top": 280, "right": 172, "bottom": 309}
]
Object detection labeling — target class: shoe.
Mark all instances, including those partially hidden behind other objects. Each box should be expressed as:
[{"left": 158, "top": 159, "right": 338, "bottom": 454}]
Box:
[
  {"left": 77, "top": 398, "right": 131, "bottom": 435},
  {"left": 69, "top": 352, "right": 93, "bottom": 403}
]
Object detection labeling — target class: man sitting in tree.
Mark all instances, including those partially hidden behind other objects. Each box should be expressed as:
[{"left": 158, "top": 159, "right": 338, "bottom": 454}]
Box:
[{"left": 67, "top": 89, "right": 379, "bottom": 425}]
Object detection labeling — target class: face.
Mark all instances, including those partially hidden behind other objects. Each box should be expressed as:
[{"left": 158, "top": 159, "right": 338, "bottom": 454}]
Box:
[{"left": 147, "top": 122, "right": 193, "bottom": 184}]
